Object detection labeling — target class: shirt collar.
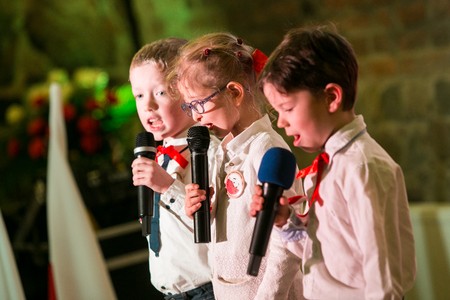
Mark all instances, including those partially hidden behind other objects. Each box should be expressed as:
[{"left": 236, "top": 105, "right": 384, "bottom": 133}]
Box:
[
  {"left": 162, "top": 125, "right": 197, "bottom": 148},
  {"left": 222, "top": 114, "right": 271, "bottom": 155},
  {"left": 163, "top": 128, "right": 189, "bottom": 148},
  {"left": 324, "top": 115, "right": 367, "bottom": 160}
]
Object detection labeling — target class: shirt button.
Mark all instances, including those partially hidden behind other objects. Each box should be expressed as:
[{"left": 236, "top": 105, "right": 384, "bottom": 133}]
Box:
[
  {"left": 161, "top": 286, "right": 166, "bottom": 290},
  {"left": 170, "top": 198, "right": 175, "bottom": 203},
  {"left": 165, "top": 205, "right": 170, "bottom": 209}
]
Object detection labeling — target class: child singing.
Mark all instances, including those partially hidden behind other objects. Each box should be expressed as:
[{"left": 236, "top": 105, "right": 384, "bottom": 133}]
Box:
[
  {"left": 170, "top": 32, "right": 304, "bottom": 300},
  {"left": 130, "top": 38, "right": 218, "bottom": 299},
  {"left": 251, "top": 25, "right": 416, "bottom": 299}
]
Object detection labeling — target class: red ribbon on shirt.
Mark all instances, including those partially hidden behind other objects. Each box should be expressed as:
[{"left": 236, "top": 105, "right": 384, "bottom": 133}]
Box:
[
  {"left": 156, "top": 145, "right": 189, "bottom": 169},
  {"left": 296, "top": 152, "right": 329, "bottom": 208}
]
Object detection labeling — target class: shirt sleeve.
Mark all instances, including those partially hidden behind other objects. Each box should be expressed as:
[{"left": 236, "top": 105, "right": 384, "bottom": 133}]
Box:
[
  {"left": 253, "top": 136, "right": 305, "bottom": 299},
  {"left": 345, "top": 161, "right": 414, "bottom": 299},
  {"left": 255, "top": 226, "right": 303, "bottom": 299},
  {"left": 161, "top": 178, "right": 194, "bottom": 227}
]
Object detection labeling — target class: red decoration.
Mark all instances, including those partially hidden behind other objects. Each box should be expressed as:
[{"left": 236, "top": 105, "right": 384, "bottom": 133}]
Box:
[
  {"left": 252, "top": 49, "right": 268, "bottom": 75},
  {"left": 63, "top": 103, "right": 77, "bottom": 121},
  {"left": 156, "top": 145, "right": 188, "bottom": 169},
  {"left": 7, "top": 138, "right": 21, "bottom": 158},
  {"left": 84, "top": 98, "right": 100, "bottom": 111},
  {"left": 80, "top": 134, "right": 102, "bottom": 154},
  {"left": 77, "top": 115, "right": 100, "bottom": 134},
  {"left": 27, "top": 117, "right": 48, "bottom": 136},
  {"left": 28, "top": 137, "right": 46, "bottom": 159}
]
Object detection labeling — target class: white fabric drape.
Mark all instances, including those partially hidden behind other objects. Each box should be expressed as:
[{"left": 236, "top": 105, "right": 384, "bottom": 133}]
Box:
[{"left": 47, "top": 83, "right": 116, "bottom": 300}]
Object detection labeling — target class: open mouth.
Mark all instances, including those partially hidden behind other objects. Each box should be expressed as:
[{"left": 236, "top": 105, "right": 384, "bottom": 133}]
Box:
[
  {"left": 293, "top": 134, "right": 301, "bottom": 146},
  {"left": 148, "top": 118, "right": 163, "bottom": 130}
]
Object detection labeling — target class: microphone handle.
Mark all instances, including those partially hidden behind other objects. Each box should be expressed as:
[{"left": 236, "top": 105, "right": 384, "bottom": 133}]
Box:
[
  {"left": 138, "top": 185, "right": 153, "bottom": 236},
  {"left": 247, "top": 182, "right": 284, "bottom": 276},
  {"left": 191, "top": 150, "right": 211, "bottom": 243},
  {"left": 137, "top": 152, "right": 155, "bottom": 236}
]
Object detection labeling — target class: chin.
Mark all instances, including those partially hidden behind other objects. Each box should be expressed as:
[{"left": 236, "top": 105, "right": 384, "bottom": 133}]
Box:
[{"left": 149, "top": 131, "right": 164, "bottom": 141}]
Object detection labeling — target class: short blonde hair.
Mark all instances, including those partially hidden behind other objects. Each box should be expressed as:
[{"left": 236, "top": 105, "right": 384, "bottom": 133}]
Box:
[{"left": 130, "top": 37, "right": 187, "bottom": 76}]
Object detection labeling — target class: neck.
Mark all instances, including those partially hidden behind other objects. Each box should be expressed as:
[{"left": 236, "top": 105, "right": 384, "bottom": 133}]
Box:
[{"left": 231, "top": 101, "right": 262, "bottom": 137}]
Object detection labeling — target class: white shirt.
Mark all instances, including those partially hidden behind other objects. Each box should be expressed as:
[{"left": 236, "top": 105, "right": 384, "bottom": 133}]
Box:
[
  {"left": 146, "top": 128, "right": 220, "bottom": 295},
  {"left": 209, "top": 115, "right": 304, "bottom": 300},
  {"left": 280, "top": 115, "right": 416, "bottom": 299}
]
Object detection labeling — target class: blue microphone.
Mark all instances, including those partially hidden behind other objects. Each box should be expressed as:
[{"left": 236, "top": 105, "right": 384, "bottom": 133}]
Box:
[{"left": 247, "top": 147, "right": 297, "bottom": 276}]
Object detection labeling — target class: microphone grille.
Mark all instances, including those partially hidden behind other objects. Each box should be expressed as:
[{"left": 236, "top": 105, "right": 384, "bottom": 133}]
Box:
[
  {"left": 135, "top": 132, "right": 155, "bottom": 147},
  {"left": 187, "top": 126, "right": 210, "bottom": 150},
  {"left": 258, "top": 147, "right": 297, "bottom": 189}
]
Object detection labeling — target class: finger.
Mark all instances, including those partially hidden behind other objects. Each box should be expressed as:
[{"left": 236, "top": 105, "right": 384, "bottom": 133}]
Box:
[
  {"left": 254, "top": 184, "right": 263, "bottom": 196},
  {"left": 279, "top": 196, "right": 289, "bottom": 206}
]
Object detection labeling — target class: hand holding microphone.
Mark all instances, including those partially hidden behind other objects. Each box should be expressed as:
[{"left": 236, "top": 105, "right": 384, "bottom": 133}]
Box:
[
  {"left": 134, "top": 132, "right": 156, "bottom": 236},
  {"left": 187, "top": 126, "right": 211, "bottom": 243},
  {"left": 247, "top": 147, "right": 297, "bottom": 276}
]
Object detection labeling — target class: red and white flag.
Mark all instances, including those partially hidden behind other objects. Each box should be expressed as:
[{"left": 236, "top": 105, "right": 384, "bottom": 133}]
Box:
[
  {"left": 0, "top": 210, "right": 25, "bottom": 300},
  {"left": 47, "top": 83, "right": 116, "bottom": 300}
]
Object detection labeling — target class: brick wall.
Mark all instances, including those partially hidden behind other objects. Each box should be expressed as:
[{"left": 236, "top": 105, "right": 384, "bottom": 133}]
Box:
[
  {"left": 1, "top": 0, "right": 449, "bottom": 202},
  {"left": 220, "top": 0, "right": 450, "bottom": 203}
]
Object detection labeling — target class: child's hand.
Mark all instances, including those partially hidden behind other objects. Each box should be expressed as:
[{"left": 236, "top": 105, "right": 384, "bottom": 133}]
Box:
[
  {"left": 250, "top": 185, "right": 291, "bottom": 227},
  {"left": 184, "top": 183, "right": 207, "bottom": 218},
  {"left": 131, "top": 157, "right": 175, "bottom": 193}
]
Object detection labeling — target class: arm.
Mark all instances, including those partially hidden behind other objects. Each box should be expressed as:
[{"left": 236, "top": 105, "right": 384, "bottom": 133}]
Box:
[
  {"left": 253, "top": 179, "right": 305, "bottom": 299},
  {"left": 254, "top": 227, "right": 303, "bottom": 300},
  {"left": 131, "top": 156, "right": 174, "bottom": 193},
  {"left": 250, "top": 182, "right": 308, "bottom": 259},
  {"left": 346, "top": 162, "right": 414, "bottom": 299}
]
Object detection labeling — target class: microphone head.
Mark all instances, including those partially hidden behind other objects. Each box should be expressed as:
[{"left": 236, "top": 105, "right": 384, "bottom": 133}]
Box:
[
  {"left": 134, "top": 132, "right": 156, "bottom": 156},
  {"left": 187, "top": 126, "right": 210, "bottom": 151},
  {"left": 258, "top": 147, "right": 297, "bottom": 189}
]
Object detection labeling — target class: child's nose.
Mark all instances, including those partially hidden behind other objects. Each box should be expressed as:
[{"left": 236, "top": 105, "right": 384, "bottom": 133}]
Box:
[
  {"left": 146, "top": 98, "right": 158, "bottom": 111},
  {"left": 277, "top": 116, "right": 287, "bottom": 128},
  {"left": 192, "top": 110, "right": 202, "bottom": 122}
]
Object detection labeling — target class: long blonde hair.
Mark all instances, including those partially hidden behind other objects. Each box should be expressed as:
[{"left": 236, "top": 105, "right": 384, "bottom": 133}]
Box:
[{"left": 168, "top": 32, "right": 265, "bottom": 113}]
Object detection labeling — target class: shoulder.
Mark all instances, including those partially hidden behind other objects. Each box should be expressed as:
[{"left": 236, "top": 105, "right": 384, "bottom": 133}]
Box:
[
  {"left": 333, "top": 136, "right": 404, "bottom": 188},
  {"left": 246, "top": 130, "right": 292, "bottom": 171}
]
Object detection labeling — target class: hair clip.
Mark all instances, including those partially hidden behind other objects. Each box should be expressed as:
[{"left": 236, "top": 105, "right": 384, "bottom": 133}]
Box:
[
  {"left": 252, "top": 49, "right": 268, "bottom": 75},
  {"left": 203, "top": 48, "right": 211, "bottom": 57},
  {"left": 236, "top": 51, "right": 242, "bottom": 58}
]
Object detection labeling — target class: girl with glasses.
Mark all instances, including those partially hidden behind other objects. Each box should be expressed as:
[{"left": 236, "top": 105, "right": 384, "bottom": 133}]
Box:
[{"left": 169, "top": 32, "right": 304, "bottom": 300}]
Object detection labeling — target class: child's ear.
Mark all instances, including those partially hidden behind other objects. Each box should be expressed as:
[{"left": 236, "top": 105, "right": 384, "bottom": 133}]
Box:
[
  {"left": 226, "top": 81, "right": 245, "bottom": 107},
  {"left": 324, "top": 83, "right": 343, "bottom": 113}
]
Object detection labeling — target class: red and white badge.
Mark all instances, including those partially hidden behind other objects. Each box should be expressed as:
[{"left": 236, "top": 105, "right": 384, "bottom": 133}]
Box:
[{"left": 225, "top": 170, "right": 245, "bottom": 198}]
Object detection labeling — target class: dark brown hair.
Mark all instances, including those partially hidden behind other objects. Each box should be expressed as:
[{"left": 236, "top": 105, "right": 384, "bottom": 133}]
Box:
[{"left": 260, "top": 25, "right": 358, "bottom": 111}]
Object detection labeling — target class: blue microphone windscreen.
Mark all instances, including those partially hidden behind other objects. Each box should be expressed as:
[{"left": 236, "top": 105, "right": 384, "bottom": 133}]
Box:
[{"left": 258, "top": 147, "right": 297, "bottom": 189}]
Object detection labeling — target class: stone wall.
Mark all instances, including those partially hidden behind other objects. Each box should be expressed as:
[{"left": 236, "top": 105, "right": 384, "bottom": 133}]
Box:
[{"left": 1, "top": 0, "right": 449, "bottom": 202}]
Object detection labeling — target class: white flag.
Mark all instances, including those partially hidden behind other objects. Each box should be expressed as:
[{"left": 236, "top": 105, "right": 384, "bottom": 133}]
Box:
[
  {"left": 0, "top": 210, "right": 25, "bottom": 300},
  {"left": 47, "top": 83, "right": 116, "bottom": 300}
]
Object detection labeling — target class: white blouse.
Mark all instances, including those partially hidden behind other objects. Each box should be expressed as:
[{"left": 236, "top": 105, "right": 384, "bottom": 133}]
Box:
[{"left": 209, "top": 115, "right": 304, "bottom": 300}]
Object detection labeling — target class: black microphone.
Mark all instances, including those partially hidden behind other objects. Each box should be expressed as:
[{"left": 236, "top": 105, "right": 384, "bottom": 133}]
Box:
[
  {"left": 247, "top": 147, "right": 297, "bottom": 276},
  {"left": 134, "top": 132, "right": 157, "bottom": 236},
  {"left": 187, "top": 126, "right": 211, "bottom": 243}
]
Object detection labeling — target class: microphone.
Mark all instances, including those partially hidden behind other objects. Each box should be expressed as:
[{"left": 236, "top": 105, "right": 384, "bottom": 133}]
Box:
[
  {"left": 247, "top": 147, "right": 297, "bottom": 276},
  {"left": 134, "top": 132, "right": 157, "bottom": 236},
  {"left": 187, "top": 126, "right": 211, "bottom": 243}
]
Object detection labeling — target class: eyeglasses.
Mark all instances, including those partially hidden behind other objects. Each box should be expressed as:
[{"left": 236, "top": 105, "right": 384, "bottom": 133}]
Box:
[{"left": 181, "top": 86, "right": 227, "bottom": 117}]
